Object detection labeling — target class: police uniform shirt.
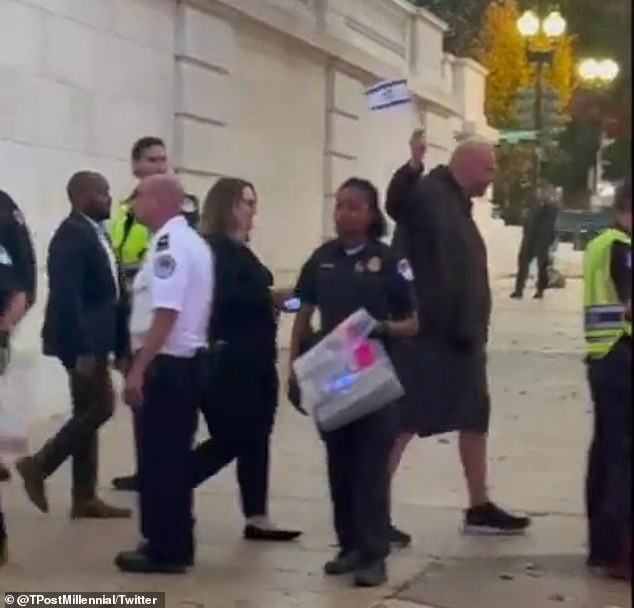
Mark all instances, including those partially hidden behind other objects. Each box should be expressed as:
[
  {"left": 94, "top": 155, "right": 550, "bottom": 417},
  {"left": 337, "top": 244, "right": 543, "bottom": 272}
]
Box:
[
  {"left": 129, "top": 216, "right": 213, "bottom": 356},
  {"left": 0, "top": 190, "right": 37, "bottom": 309},
  {"left": 294, "top": 239, "right": 414, "bottom": 334}
]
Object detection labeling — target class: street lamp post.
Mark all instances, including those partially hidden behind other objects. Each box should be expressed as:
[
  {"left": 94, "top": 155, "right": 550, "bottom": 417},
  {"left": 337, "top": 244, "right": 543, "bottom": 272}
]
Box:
[
  {"left": 517, "top": 9, "right": 567, "bottom": 190},
  {"left": 577, "top": 58, "right": 620, "bottom": 197}
]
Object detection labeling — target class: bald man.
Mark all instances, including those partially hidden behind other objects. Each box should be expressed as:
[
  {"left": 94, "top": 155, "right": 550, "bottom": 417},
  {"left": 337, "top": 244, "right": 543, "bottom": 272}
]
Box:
[
  {"left": 16, "top": 171, "right": 130, "bottom": 519},
  {"left": 116, "top": 174, "right": 213, "bottom": 573},
  {"left": 388, "top": 141, "right": 531, "bottom": 545}
]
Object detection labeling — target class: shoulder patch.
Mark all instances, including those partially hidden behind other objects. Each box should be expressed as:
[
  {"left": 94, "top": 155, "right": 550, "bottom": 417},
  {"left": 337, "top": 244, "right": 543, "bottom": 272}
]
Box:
[
  {"left": 397, "top": 258, "right": 414, "bottom": 282},
  {"left": 153, "top": 253, "right": 176, "bottom": 279},
  {"left": 156, "top": 234, "right": 170, "bottom": 252}
]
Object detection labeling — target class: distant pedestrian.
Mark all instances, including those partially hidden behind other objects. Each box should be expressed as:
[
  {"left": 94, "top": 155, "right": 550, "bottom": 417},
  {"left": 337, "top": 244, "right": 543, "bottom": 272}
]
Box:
[{"left": 510, "top": 182, "right": 559, "bottom": 300}]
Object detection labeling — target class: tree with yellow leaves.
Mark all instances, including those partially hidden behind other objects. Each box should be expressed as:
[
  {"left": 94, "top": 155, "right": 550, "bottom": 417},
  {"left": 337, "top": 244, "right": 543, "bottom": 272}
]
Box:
[{"left": 475, "top": 0, "right": 576, "bottom": 129}]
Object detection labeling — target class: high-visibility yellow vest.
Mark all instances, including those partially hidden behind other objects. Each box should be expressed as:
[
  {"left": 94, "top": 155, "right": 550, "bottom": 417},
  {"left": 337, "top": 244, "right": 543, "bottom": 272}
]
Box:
[
  {"left": 109, "top": 198, "right": 150, "bottom": 279},
  {"left": 583, "top": 227, "right": 632, "bottom": 359}
]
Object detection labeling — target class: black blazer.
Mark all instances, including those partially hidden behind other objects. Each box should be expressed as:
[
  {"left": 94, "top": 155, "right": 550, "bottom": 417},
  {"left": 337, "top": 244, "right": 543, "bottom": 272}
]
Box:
[
  {"left": 207, "top": 234, "right": 277, "bottom": 365},
  {"left": 41, "top": 212, "right": 118, "bottom": 365}
]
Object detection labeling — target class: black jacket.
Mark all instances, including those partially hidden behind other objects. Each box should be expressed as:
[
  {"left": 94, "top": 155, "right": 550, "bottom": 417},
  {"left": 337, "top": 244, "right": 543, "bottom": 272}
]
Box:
[
  {"left": 0, "top": 190, "right": 37, "bottom": 311},
  {"left": 386, "top": 161, "right": 424, "bottom": 255},
  {"left": 41, "top": 213, "right": 118, "bottom": 365},
  {"left": 388, "top": 165, "right": 492, "bottom": 349},
  {"left": 521, "top": 202, "right": 558, "bottom": 252},
  {"left": 207, "top": 234, "right": 277, "bottom": 365}
]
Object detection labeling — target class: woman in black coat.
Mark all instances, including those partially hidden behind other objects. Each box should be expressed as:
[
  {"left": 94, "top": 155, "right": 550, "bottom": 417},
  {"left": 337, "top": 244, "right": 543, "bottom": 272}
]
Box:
[{"left": 190, "top": 177, "right": 300, "bottom": 542}]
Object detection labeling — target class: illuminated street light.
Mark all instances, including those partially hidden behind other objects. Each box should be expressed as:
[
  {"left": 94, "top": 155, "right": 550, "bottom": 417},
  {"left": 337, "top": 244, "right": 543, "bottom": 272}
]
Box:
[
  {"left": 517, "top": 9, "right": 566, "bottom": 38},
  {"left": 577, "top": 58, "right": 620, "bottom": 83},
  {"left": 542, "top": 10, "right": 567, "bottom": 37},
  {"left": 517, "top": 10, "right": 540, "bottom": 37},
  {"left": 516, "top": 8, "right": 567, "bottom": 191},
  {"left": 576, "top": 58, "right": 620, "bottom": 197}
]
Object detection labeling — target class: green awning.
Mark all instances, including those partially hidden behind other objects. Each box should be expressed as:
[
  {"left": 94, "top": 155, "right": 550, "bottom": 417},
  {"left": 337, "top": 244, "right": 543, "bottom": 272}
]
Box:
[{"left": 499, "top": 130, "right": 537, "bottom": 143}]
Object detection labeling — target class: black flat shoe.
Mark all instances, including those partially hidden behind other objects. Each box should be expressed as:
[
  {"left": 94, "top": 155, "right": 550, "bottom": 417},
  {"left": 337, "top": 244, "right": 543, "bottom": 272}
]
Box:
[
  {"left": 115, "top": 549, "right": 188, "bottom": 574},
  {"left": 243, "top": 524, "right": 302, "bottom": 542}
]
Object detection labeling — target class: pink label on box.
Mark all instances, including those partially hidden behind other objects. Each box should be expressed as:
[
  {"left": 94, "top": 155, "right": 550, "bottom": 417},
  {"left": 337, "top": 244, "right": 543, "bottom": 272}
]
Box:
[{"left": 353, "top": 340, "right": 375, "bottom": 369}]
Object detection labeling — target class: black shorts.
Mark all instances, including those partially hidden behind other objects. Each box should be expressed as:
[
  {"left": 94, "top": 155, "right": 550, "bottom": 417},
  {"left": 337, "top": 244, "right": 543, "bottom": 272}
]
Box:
[{"left": 393, "top": 339, "right": 491, "bottom": 437}]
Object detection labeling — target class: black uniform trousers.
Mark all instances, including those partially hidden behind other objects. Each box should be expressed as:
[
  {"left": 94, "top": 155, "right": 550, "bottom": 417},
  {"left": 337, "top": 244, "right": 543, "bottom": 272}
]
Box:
[
  {"left": 34, "top": 359, "right": 114, "bottom": 501},
  {"left": 514, "top": 243, "right": 549, "bottom": 294},
  {"left": 324, "top": 405, "right": 397, "bottom": 564},
  {"left": 585, "top": 338, "right": 631, "bottom": 565},
  {"left": 190, "top": 348, "right": 278, "bottom": 519},
  {"left": 138, "top": 355, "right": 198, "bottom": 564}
]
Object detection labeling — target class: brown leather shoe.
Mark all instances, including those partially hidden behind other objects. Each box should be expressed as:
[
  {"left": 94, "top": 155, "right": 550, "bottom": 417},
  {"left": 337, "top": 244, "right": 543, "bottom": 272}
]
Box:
[
  {"left": 15, "top": 456, "right": 48, "bottom": 513},
  {"left": 0, "top": 461, "right": 10, "bottom": 482},
  {"left": 71, "top": 498, "right": 132, "bottom": 519}
]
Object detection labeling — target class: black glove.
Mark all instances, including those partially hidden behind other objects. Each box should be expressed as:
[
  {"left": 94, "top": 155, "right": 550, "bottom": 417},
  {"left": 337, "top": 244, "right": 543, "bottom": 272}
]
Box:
[{"left": 368, "top": 321, "right": 389, "bottom": 340}]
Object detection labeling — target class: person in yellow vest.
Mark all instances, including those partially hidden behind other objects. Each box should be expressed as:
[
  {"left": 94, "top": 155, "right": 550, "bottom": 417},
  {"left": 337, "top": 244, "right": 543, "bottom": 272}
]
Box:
[
  {"left": 583, "top": 177, "right": 631, "bottom": 581},
  {"left": 110, "top": 137, "right": 199, "bottom": 492}
]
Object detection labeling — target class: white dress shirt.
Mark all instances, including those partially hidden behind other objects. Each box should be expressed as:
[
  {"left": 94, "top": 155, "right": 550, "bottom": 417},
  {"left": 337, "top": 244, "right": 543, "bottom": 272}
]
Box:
[{"left": 83, "top": 215, "right": 119, "bottom": 298}]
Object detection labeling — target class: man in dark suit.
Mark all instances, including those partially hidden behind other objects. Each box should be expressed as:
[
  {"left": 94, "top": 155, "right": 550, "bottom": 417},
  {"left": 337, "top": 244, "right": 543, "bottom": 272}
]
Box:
[{"left": 15, "top": 171, "right": 130, "bottom": 519}]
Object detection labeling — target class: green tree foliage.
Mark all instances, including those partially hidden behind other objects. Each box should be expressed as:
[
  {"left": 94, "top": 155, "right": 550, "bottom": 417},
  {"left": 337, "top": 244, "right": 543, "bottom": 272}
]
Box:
[{"left": 406, "top": 0, "right": 491, "bottom": 56}]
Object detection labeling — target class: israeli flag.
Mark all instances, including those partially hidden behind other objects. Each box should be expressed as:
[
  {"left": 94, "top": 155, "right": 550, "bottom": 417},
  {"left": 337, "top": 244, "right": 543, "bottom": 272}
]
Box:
[{"left": 366, "top": 79, "right": 411, "bottom": 111}]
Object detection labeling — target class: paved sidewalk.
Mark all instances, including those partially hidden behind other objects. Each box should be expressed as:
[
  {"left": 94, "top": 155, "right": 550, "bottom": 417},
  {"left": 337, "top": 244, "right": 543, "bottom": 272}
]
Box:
[{"left": 1, "top": 280, "right": 631, "bottom": 607}]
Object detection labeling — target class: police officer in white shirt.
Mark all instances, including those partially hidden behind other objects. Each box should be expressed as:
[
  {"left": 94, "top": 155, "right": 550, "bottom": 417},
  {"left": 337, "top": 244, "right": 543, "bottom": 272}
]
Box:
[{"left": 115, "top": 174, "right": 213, "bottom": 574}]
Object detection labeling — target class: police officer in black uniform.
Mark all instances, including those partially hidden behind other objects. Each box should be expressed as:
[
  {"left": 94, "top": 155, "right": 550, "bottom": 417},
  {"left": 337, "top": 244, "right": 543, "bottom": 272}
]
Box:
[
  {"left": 289, "top": 178, "right": 418, "bottom": 587},
  {"left": 0, "top": 189, "right": 37, "bottom": 566}
]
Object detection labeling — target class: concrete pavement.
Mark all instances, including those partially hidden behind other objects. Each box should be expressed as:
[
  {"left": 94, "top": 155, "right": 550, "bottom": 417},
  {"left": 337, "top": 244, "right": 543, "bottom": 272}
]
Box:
[{"left": 1, "top": 279, "right": 631, "bottom": 607}]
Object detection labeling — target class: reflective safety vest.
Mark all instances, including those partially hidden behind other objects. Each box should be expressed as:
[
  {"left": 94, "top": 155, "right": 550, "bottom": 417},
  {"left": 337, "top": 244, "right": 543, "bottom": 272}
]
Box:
[
  {"left": 583, "top": 227, "right": 632, "bottom": 359},
  {"left": 109, "top": 198, "right": 149, "bottom": 284}
]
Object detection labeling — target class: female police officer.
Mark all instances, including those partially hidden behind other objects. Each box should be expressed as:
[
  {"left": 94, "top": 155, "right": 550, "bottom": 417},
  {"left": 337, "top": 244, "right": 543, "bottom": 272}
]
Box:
[{"left": 289, "top": 177, "right": 418, "bottom": 587}]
